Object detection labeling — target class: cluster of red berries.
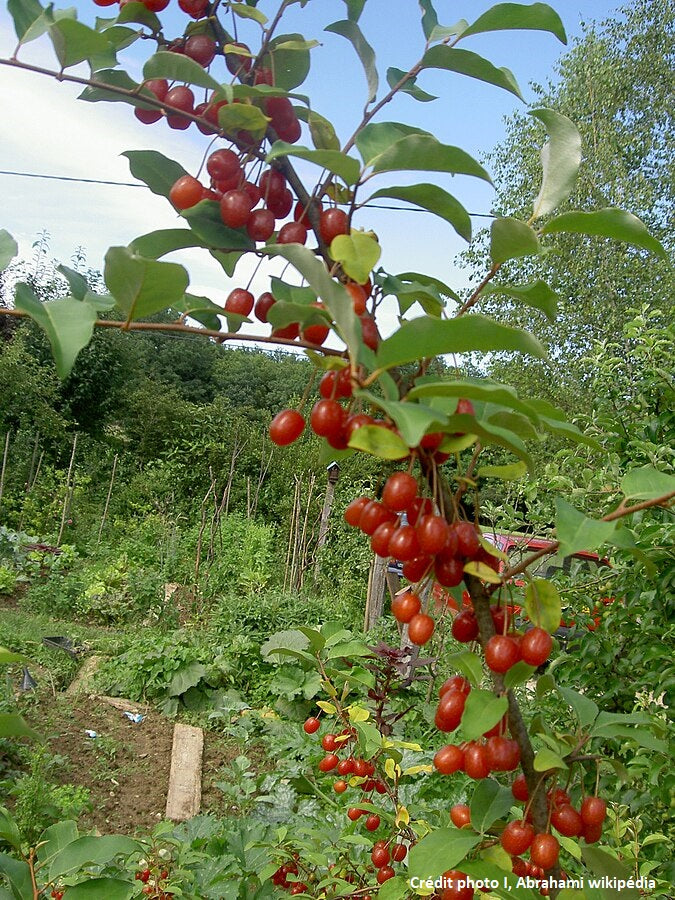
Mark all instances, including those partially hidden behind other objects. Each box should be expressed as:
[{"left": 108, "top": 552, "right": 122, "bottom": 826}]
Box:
[
  {"left": 134, "top": 868, "right": 172, "bottom": 898},
  {"left": 271, "top": 858, "right": 307, "bottom": 894},
  {"left": 369, "top": 838, "right": 408, "bottom": 885},
  {"left": 50, "top": 891, "right": 64, "bottom": 900},
  {"left": 450, "top": 603, "right": 554, "bottom": 671}
]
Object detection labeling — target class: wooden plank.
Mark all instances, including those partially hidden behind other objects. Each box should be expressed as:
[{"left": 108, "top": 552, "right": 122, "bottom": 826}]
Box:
[
  {"left": 65, "top": 655, "right": 102, "bottom": 696},
  {"left": 165, "top": 723, "right": 203, "bottom": 821}
]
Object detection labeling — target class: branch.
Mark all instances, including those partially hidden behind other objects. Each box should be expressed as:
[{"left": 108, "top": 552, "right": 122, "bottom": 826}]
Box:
[
  {"left": 456, "top": 263, "right": 501, "bottom": 317},
  {"left": 489, "top": 489, "right": 675, "bottom": 593},
  {"left": 0, "top": 308, "right": 348, "bottom": 356}
]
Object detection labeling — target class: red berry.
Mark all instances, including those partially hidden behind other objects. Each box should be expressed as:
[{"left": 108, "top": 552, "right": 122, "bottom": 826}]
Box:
[
  {"left": 347, "top": 807, "right": 361, "bottom": 821},
  {"left": 247, "top": 208, "right": 275, "bottom": 242},
  {"left": 303, "top": 716, "right": 320, "bottom": 734},
  {"left": 169, "top": 175, "right": 203, "bottom": 210},
  {"left": 408, "top": 613, "right": 435, "bottom": 646},
  {"left": 521, "top": 628, "right": 553, "bottom": 666},
  {"left": 388, "top": 525, "right": 421, "bottom": 562},
  {"left": 485, "top": 736, "right": 520, "bottom": 772},
  {"left": 310, "top": 399, "right": 344, "bottom": 440},
  {"left": 359, "top": 314, "right": 380, "bottom": 350},
  {"left": 439, "top": 676, "right": 471, "bottom": 698},
  {"left": 500, "top": 820, "right": 534, "bottom": 856},
  {"left": 254, "top": 291, "right": 276, "bottom": 323},
  {"left": 434, "top": 691, "right": 466, "bottom": 733},
  {"left": 333, "top": 779, "right": 348, "bottom": 794},
  {"left": 377, "top": 865, "right": 395, "bottom": 884},
  {"left": 269, "top": 409, "right": 305, "bottom": 446},
  {"left": 511, "top": 773, "right": 529, "bottom": 802},
  {"left": 382, "top": 472, "right": 418, "bottom": 512},
  {"left": 435, "top": 555, "right": 465, "bottom": 588},
  {"left": 321, "top": 733, "right": 337, "bottom": 752},
  {"left": 371, "top": 845, "right": 389, "bottom": 867},
  {"left": 318, "top": 753, "right": 339, "bottom": 772},
  {"left": 319, "top": 208, "right": 349, "bottom": 244},
  {"left": 434, "top": 744, "right": 464, "bottom": 775},
  {"left": 184, "top": 34, "right": 216, "bottom": 67},
  {"left": 346, "top": 282, "right": 367, "bottom": 314},
  {"left": 463, "top": 743, "right": 490, "bottom": 780},
  {"left": 391, "top": 842, "right": 407, "bottom": 861},
  {"left": 364, "top": 814, "right": 380, "bottom": 832},
  {"left": 391, "top": 590, "right": 422, "bottom": 623},
  {"left": 225, "top": 42, "right": 252, "bottom": 76},
  {"left": 580, "top": 796, "right": 607, "bottom": 827},
  {"left": 402, "top": 555, "right": 433, "bottom": 582},
  {"left": 530, "top": 833, "right": 560, "bottom": 870},
  {"left": 452, "top": 521, "right": 481, "bottom": 558},
  {"left": 225, "top": 288, "right": 254, "bottom": 317},
  {"left": 485, "top": 635, "right": 521, "bottom": 673},
  {"left": 440, "top": 870, "right": 474, "bottom": 900},
  {"left": 450, "top": 803, "right": 471, "bottom": 828},
  {"left": 344, "top": 496, "right": 369, "bottom": 527},
  {"left": 417, "top": 514, "right": 449, "bottom": 554},
  {"left": 551, "top": 804, "right": 583, "bottom": 837},
  {"left": 359, "top": 500, "right": 396, "bottom": 536},
  {"left": 582, "top": 822, "right": 603, "bottom": 843},
  {"left": 371, "top": 520, "right": 398, "bottom": 557},
  {"left": 220, "top": 190, "right": 254, "bottom": 228},
  {"left": 456, "top": 398, "right": 475, "bottom": 417},
  {"left": 451, "top": 610, "right": 479, "bottom": 643},
  {"left": 278, "top": 221, "right": 308, "bottom": 245}
]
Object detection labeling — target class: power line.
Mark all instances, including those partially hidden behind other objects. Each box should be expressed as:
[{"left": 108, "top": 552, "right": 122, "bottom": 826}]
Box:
[{"left": 0, "top": 169, "right": 496, "bottom": 216}]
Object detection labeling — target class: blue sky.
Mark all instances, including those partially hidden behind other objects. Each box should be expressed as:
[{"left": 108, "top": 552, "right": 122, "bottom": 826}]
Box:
[{"left": 0, "top": 0, "right": 625, "bottom": 335}]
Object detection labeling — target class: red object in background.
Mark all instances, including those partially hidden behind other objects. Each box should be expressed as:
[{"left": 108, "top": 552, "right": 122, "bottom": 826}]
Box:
[{"left": 431, "top": 533, "right": 613, "bottom": 633}]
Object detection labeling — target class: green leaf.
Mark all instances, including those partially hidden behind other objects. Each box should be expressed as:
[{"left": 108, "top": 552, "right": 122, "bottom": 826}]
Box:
[
  {"left": 409, "top": 377, "right": 541, "bottom": 423},
  {"left": 491, "top": 217, "right": 540, "bottom": 265},
  {"left": 168, "top": 661, "right": 206, "bottom": 696},
  {"left": 557, "top": 686, "right": 598, "bottom": 729},
  {"left": 367, "top": 184, "right": 471, "bottom": 242},
  {"left": 267, "top": 244, "right": 362, "bottom": 359},
  {"left": 530, "top": 108, "right": 582, "bottom": 219},
  {"left": 582, "top": 847, "right": 640, "bottom": 900},
  {"left": 230, "top": 2, "right": 266, "bottom": 24},
  {"left": 56, "top": 264, "right": 88, "bottom": 300},
  {"left": 143, "top": 50, "right": 223, "bottom": 93},
  {"left": 524, "top": 579, "right": 561, "bottom": 633},
  {"left": 65, "top": 879, "right": 136, "bottom": 899},
  {"left": 408, "top": 828, "right": 481, "bottom": 879},
  {"left": 341, "top": 0, "right": 366, "bottom": 22},
  {"left": 461, "top": 3, "right": 567, "bottom": 43},
  {"left": 482, "top": 279, "right": 558, "bottom": 321},
  {"left": 0, "top": 231, "right": 18, "bottom": 272},
  {"left": 376, "top": 315, "right": 546, "bottom": 369},
  {"left": 295, "top": 107, "right": 340, "bottom": 150},
  {"left": 104, "top": 247, "right": 188, "bottom": 321},
  {"left": 261, "top": 629, "right": 310, "bottom": 661},
  {"left": 368, "top": 133, "right": 492, "bottom": 182},
  {"left": 478, "top": 461, "right": 528, "bottom": 481},
  {"left": 386, "top": 67, "right": 437, "bottom": 102},
  {"left": 418, "top": 0, "right": 438, "bottom": 38},
  {"left": 264, "top": 33, "right": 311, "bottom": 91},
  {"left": 129, "top": 228, "right": 209, "bottom": 259},
  {"left": 49, "top": 835, "right": 142, "bottom": 880},
  {"left": 348, "top": 425, "right": 409, "bottom": 460},
  {"left": 0, "top": 852, "right": 32, "bottom": 900},
  {"left": 421, "top": 46, "right": 523, "bottom": 100},
  {"left": 116, "top": 0, "right": 160, "bottom": 30},
  {"left": 218, "top": 103, "right": 269, "bottom": 138},
  {"left": 555, "top": 499, "right": 618, "bottom": 557},
  {"left": 79, "top": 68, "right": 145, "bottom": 106},
  {"left": 461, "top": 691, "right": 508, "bottom": 741},
  {"left": 533, "top": 407, "right": 602, "bottom": 450},
  {"left": 266, "top": 142, "right": 361, "bottom": 185},
  {"left": 37, "top": 821, "right": 79, "bottom": 867},
  {"left": 325, "top": 640, "right": 370, "bottom": 659},
  {"left": 172, "top": 293, "right": 223, "bottom": 330},
  {"left": 325, "top": 19, "right": 378, "bottom": 103},
  {"left": 470, "top": 779, "right": 513, "bottom": 833},
  {"left": 123, "top": 150, "right": 187, "bottom": 199},
  {"left": 541, "top": 208, "right": 670, "bottom": 259},
  {"left": 181, "top": 201, "right": 255, "bottom": 251},
  {"left": 330, "top": 232, "right": 381, "bottom": 282},
  {"left": 533, "top": 747, "right": 567, "bottom": 771},
  {"left": 14, "top": 283, "right": 97, "bottom": 379},
  {"left": 0, "top": 808, "right": 21, "bottom": 851},
  {"left": 49, "top": 18, "right": 112, "bottom": 68},
  {"left": 364, "top": 396, "right": 447, "bottom": 448},
  {"left": 589, "top": 724, "right": 667, "bottom": 753},
  {"left": 376, "top": 876, "right": 409, "bottom": 900},
  {"left": 355, "top": 121, "right": 426, "bottom": 166},
  {"left": 503, "top": 660, "right": 536, "bottom": 688},
  {"left": 620, "top": 465, "right": 675, "bottom": 501},
  {"left": 0, "top": 712, "right": 40, "bottom": 740},
  {"left": 446, "top": 651, "right": 483, "bottom": 687},
  {"left": 181, "top": 200, "right": 255, "bottom": 251},
  {"left": 210, "top": 249, "right": 243, "bottom": 278},
  {"left": 8, "top": 0, "right": 44, "bottom": 41}
]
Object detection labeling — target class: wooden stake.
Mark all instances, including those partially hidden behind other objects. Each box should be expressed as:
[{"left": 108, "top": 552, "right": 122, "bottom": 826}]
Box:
[
  {"left": 97, "top": 453, "right": 118, "bottom": 545},
  {"left": 56, "top": 434, "right": 77, "bottom": 546},
  {"left": 0, "top": 431, "right": 10, "bottom": 515}
]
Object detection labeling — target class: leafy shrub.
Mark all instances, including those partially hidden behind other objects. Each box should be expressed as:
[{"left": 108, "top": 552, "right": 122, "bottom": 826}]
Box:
[{"left": 0, "top": 565, "right": 16, "bottom": 596}]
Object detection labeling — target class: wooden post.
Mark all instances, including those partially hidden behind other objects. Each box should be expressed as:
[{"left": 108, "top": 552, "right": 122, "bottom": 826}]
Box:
[
  {"left": 56, "top": 434, "right": 77, "bottom": 546},
  {"left": 0, "top": 431, "right": 10, "bottom": 516},
  {"left": 314, "top": 462, "right": 340, "bottom": 581},
  {"left": 194, "top": 478, "right": 216, "bottom": 595},
  {"left": 97, "top": 453, "right": 118, "bottom": 545},
  {"left": 297, "top": 473, "right": 316, "bottom": 590},
  {"left": 364, "top": 555, "right": 387, "bottom": 631}
]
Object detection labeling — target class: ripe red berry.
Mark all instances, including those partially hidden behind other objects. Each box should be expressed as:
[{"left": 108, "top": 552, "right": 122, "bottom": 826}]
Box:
[
  {"left": 364, "top": 814, "right": 380, "bottom": 832},
  {"left": 450, "top": 803, "right": 471, "bottom": 828},
  {"left": 551, "top": 804, "right": 583, "bottom": 837},
  {"left": 463, "top": 743, "right": 490, "bottom": 780},
  {"left": 319, "top": 208, "right": 349, "bottom": 244},
  {"left": 344, "top": 496, "right": 369, "bottom": 527},
  {"left": 388, "top": 524, "right": 421, "bottom": 562},
  {"left": 254, "top": 291, "right": 276, "bottom": 323},
  {"left": 391, "top": 590, "right": 422, "bottom": 623},
  {"left": 521, "top": 627, "right": 553, "bottom": 666},
  {"left": 382, "top": 472, "right": 418, "bottom": 512},
  {"left": 321, "top": 733, "right": 337, "bottom": 752},
  {"left": 452, "top": 521, "right": 481, "bottom": 558},
  {"left": 359, "top": 314, "right": 381, "bottom": 350},
  {"left": 402, "top": 555, "right": 433, "bottom": 582},
  {"left": 451, "top": 610, "right": 479, "bottom": 643},
  {"left": 511, "top": 773, "right": 529, "bottom": 802},
  {"left": 500, "top": 820, "right": 535, "bottom": 856},
  {"left": 435, "top": 555, "right": 465, "bottom": 588},
  {"left": 408, "top": 613, "right": 435, "bottom": 646},
  {"left": 377, "top": 865, "right": 395, "bottom": 884},
  {"left": 456, "top": 398, "right": 475, "bottom": 416},
  {"left": 371, "top": 520, "right": 398, "bottom": 557},
  {"left": 333, "top": 779, "right": 348, "bottom": 794},
  {"left": 303, "top": 716, "right": 320, "bottom": 734},
  {"left": 225, "top": 41, "right": 252, "bottom": 76},
  {"left": 246, "top": 208, "right": 275, "bottom": 242},
  {"left": 485, "top": 635, "right": 521, "bottom": 673},
  {"left": 347, "top": 807, "right": 361, "bottom": 821},
  {"left": 278, "top": 221, "right": 308, "bottom": 245},
  {"left": 440, "top": 870, "right": 474, "bottom": 900},
  {"left": 359, "top": 500, "right": 395, "bottom": 536},
  {"left": 434, "top": 691, "right": 466, "bottom": 733},
  {"left": 184, "top": 34, "right": 216, "bottom": 67},
  {"left": 439, "top": 676, "right": 471, "bottom": 698},
  {"left": 318, "top": 753, "right": 339, "bottom": 772},
  {"left": 371, "top": 845, "right": 389, "bottom": 867},
  {"left": 580, "top": 796, "right": 607, "bottom": 827},
  {"left": 417, "top": 514, "right": 449, "bottom": 554},
  {"left": 169, "top": 175, "right": 203, "bottom": 210},
  {"left": 346, "top": 282, "right": 367, "bottom": 314},
  {"left": 269, "top": 409, "right": 305, "bottom": 446},
  {"left": 310, "top": 399, "right": 344, "bottom": 439},
  {"left": 220, "top": 190, "right": 254, "bottom": 228},
  {"left": 391, "top": 842, "right": 407, "bottom": 861},
  {"left": 530, "top": 833, "right": 560, "bottom": 870},
  {"left": 434, "top": 744, "right": 464, "bottom": 775},
  {"left": 225, "top": 288, "right": 254, "bottom": 317}
]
